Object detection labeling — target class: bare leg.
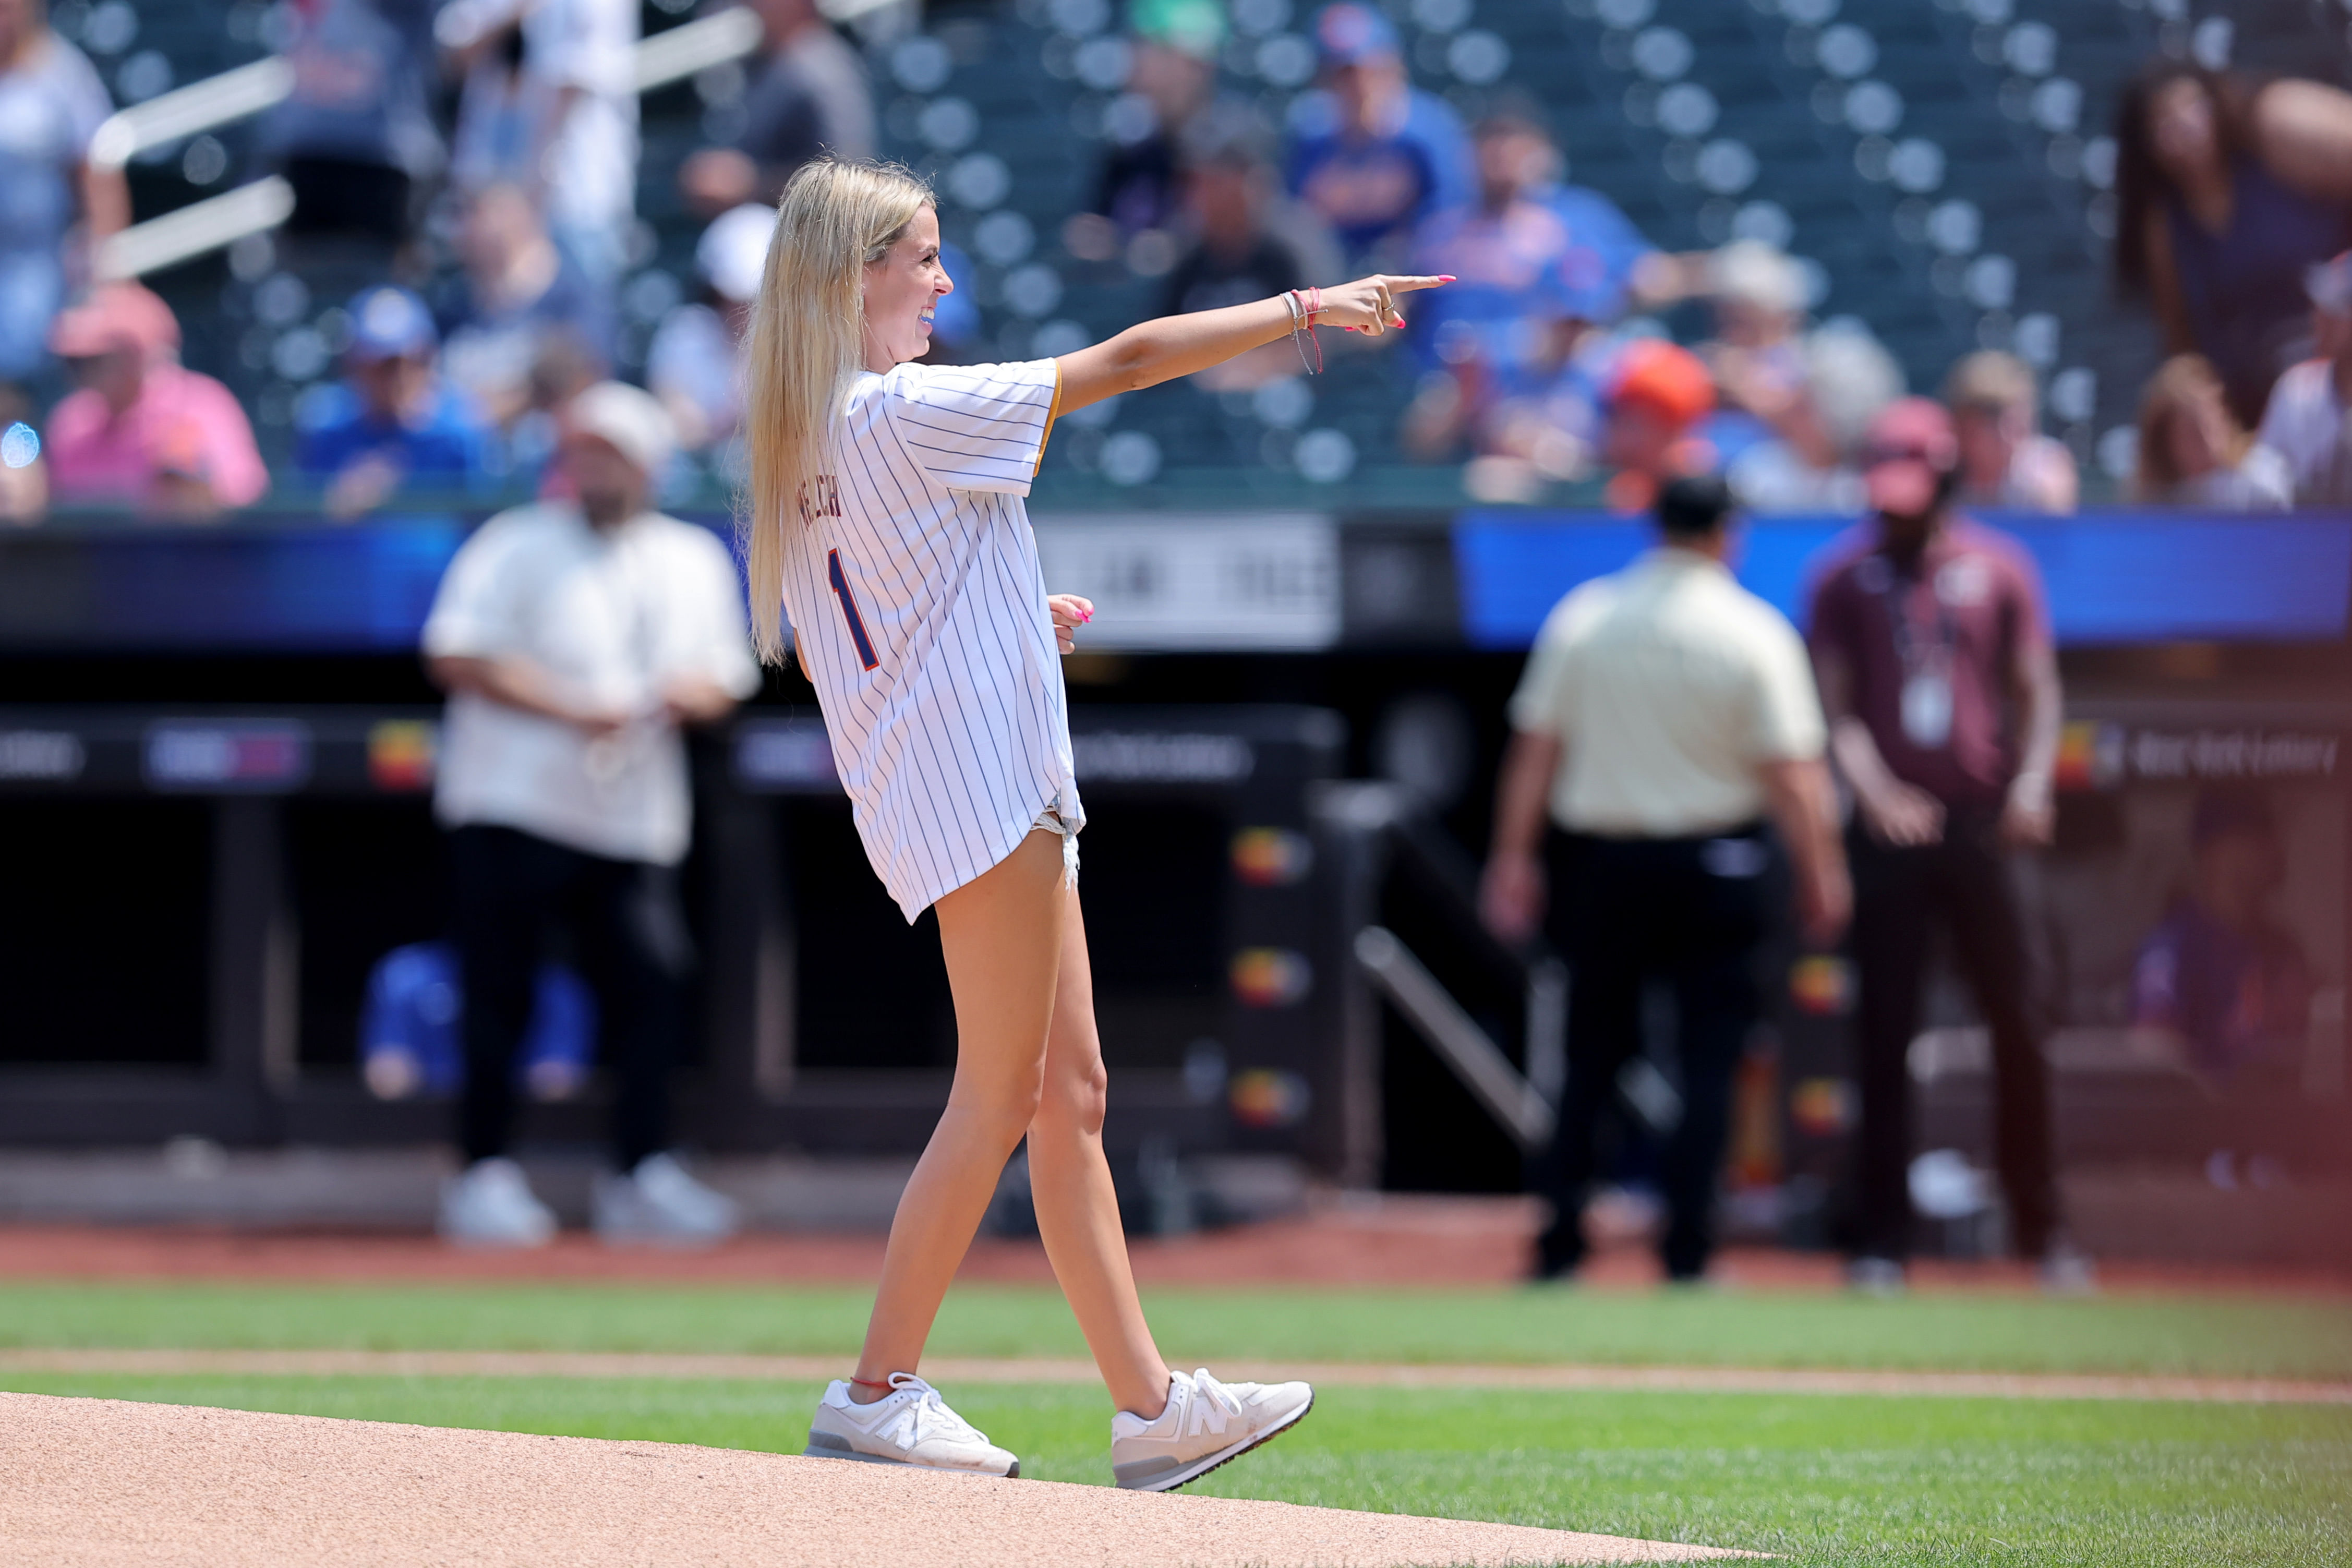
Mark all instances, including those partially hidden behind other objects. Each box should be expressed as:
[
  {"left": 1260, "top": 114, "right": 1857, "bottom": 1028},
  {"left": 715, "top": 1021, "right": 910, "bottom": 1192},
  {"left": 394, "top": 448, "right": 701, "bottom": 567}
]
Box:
[
  {"left": 851, "top": 831, "right": 1067, "bottom": 1398},
  {"left": 1027, "top": 885, "right": 1173, "bottom": 1418}
]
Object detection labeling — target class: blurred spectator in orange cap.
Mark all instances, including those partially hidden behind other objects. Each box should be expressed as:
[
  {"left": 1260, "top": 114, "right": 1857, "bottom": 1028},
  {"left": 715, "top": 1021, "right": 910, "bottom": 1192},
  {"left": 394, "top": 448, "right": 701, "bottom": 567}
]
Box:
[
  {"left": 1600, "top": 338, "right": 1715, "bottom": 513},
  {"left": 43, "top": 282, "right": 269, "bottom": 520}
]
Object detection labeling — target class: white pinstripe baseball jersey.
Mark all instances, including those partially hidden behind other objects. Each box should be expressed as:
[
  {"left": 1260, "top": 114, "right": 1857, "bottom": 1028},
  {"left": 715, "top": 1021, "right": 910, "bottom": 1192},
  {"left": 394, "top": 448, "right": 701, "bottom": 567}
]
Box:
[{"left": 779, "top": 356, "right": 1081, "bottom": 921}]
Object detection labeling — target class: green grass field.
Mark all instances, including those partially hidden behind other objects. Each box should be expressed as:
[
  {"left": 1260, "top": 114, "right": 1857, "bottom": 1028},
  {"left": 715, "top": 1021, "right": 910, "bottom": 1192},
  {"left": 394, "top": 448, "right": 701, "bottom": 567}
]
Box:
[{"left": 4, "top": 1280, "right": 2348, "bottom": 1566}]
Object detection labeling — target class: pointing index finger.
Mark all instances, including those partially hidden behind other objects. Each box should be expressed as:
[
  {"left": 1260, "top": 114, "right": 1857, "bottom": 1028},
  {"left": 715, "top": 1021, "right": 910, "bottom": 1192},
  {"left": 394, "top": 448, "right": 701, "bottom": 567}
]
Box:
[{"left": 1383, "top": 275, "right": 1455, "bottom": 293}]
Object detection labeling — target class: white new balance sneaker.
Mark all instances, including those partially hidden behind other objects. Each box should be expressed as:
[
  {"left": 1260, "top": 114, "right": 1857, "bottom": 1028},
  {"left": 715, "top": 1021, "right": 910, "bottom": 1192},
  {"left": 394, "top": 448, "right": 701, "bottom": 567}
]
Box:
[
  {"left": 803, "top": 1374, "right": 1020, "bottom": 1478},
  {"left": 438, "top": 1157, "right": 556, "bottom": 1248},
  {"left": 1111, "top": 1367, "right": 1313, "bottom": 1492},
  {"left": 592, "top": 1152, "right": 740, "bottom": 1246}
]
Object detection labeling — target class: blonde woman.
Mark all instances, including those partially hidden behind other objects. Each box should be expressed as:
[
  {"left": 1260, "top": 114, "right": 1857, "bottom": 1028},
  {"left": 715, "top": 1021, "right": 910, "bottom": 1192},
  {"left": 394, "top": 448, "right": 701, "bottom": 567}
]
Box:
[
  {"left": 744, "top": 158, "right": 1445, "bottom": 1488},
  {"left": 2132, "top": 354, "right": 2293, "bottom": 510}
]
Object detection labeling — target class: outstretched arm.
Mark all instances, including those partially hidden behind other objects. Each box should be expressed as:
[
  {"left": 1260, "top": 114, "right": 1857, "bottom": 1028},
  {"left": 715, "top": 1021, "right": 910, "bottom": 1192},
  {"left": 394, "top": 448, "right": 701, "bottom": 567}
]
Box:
[{"left": 1055, "top": 275, "right": 1449, "bottom": 414}]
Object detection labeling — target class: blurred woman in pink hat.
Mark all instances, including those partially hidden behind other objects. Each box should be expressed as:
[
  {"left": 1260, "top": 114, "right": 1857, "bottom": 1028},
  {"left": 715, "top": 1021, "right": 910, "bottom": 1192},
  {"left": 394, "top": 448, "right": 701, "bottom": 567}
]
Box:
[{"left": 42, "top": 282, "right": 267, "bottom": 519}]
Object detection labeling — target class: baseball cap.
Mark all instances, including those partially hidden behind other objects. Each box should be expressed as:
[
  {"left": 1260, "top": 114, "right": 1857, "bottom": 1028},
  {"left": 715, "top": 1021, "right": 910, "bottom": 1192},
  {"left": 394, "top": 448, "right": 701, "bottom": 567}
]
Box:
[
  {"left": 1314, "top": 3, "right": 1400, "bottom": 65},
  {"left": 2308, "top": 249, "right": 2352, "bottom": 317},
  {"left": 49, "top": 282, "right": 180, "bottom": 359},
  {"left": 1861, "top": 396, "right": 1958, "bottom": 516},
  {"left": 1131, "top": 0, "right": 1225, "bottom": 59},
  {"left": 1608, "top": 339, "right": 1715, "bottom": 429},
  {"left": 1709, "top": 239, "right": 1806, "bottom": 317},
  {"left": 563, "top": 380, "right": 677, "bottom": 479},
  {"left": 346, "top": 286, "right": 438, "bottom": 361},
  {"left": 696, "top": 203, "right": 777, "bottom": 306}
]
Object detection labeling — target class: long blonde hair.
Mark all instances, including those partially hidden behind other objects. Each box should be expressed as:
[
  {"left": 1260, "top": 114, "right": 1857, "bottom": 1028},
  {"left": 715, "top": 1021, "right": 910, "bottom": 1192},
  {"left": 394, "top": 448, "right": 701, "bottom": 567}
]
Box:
[
  {"left": 742, "top": 158, "right": 934, "bottom": 664},
  {"left": 2132, "top": 354, "right": 2250, "bottom": 500}
]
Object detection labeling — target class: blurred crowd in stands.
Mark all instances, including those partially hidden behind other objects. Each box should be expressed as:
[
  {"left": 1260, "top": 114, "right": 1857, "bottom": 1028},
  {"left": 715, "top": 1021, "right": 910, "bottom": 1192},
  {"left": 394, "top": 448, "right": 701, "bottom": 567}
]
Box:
[{"left": 1, "top": 0, "right": 2349, "bottom": 523}]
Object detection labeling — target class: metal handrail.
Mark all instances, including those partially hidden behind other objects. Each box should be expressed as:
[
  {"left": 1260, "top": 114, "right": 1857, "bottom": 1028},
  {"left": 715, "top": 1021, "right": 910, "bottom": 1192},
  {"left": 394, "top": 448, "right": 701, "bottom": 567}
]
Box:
[
  {"left": 98, "top": 175, "right": 294, "bottom": 282},
  {"left": 89, "top": 56, "right": 295, "bottom": 173},
  {"left": 634, "top": 6, "right": 764, "bottom": 93},
  {"left": 93, "top": 7, "right": 769, "bottom": 279},
  {"left": 1355, "top": 926, "right": 1555, "bottom": 1151}
]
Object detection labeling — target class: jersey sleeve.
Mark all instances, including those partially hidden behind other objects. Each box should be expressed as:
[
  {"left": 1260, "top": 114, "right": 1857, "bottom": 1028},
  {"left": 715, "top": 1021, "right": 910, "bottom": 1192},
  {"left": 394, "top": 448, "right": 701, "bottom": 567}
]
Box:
[{"left": 880, "top": 358, "right": 1061, "bottom": 496}]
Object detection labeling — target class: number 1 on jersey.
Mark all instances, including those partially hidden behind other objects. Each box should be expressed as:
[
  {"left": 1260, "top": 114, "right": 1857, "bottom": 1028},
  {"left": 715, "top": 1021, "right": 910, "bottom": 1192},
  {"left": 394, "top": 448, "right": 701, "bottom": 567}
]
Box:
[{"left": 827, "top": 549, "right": 879, "bottom": 671}]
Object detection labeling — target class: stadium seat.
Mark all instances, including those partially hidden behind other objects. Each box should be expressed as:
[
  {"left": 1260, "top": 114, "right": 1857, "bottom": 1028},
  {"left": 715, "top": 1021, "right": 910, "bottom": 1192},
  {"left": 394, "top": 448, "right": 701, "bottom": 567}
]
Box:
[{"left": 60, "top": 0, "right": 2352, "bottom": 498}]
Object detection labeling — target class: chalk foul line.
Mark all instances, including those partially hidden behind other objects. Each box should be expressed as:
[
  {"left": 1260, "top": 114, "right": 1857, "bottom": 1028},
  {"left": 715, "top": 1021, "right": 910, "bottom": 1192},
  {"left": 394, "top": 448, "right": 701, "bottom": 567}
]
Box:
[{"left": 0, "top": 1348, "right": 2344, "bottom": 1405}]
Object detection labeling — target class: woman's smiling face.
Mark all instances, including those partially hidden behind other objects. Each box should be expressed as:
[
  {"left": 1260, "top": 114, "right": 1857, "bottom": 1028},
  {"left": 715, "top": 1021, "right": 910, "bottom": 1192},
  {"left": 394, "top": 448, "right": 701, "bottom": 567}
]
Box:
[{"left": 861, "top": 204, "right": 952, "bottom": 371}]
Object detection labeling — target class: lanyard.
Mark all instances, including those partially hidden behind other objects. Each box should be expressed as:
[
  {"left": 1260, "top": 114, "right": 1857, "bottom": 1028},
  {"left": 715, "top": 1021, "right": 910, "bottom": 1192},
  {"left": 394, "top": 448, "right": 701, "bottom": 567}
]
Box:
[{"left": 1869, "top": 555, "right": 1959, "bottom": 678}]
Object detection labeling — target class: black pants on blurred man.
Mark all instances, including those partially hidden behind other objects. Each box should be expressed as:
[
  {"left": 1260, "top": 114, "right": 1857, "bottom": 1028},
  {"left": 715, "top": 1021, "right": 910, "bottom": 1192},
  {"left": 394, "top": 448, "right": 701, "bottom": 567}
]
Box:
[
  {"left": 1846, "top": 810, "right": 2058, "bottom": 1260},
  {"left": 1535, "top": 825, "right": 1769, "bottom": 1281},
  {"left": 449, "top": 825, "right": 690, "bottom": 1169}
]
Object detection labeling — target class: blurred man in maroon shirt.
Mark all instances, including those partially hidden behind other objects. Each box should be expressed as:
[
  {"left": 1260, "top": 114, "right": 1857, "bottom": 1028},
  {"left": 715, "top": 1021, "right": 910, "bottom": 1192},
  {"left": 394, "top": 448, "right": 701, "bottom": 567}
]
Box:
[{"left": 1806, "top": 397, "right": 2090, "bottom": 1294}]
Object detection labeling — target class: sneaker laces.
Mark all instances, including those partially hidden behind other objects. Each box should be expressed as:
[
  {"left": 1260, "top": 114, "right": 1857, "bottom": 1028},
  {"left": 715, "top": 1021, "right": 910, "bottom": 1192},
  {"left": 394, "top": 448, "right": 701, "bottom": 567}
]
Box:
[
  {"left": 872, "top": 1374, "right": 985, "bottom": 1449},
  {"left": 1173, "top": 1369, "right": 1244, "bottom": 1441}
]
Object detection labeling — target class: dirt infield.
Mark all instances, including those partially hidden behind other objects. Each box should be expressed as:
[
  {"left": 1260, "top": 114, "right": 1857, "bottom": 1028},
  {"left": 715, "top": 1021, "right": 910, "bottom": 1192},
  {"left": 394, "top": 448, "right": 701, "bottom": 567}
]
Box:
[
  {"left": 4, "top": 1347, "right": 2344, "bottom": 1406},
  {"left": 0, "top": 1392, "right": 1740, "bottom": 1566},
  {"left": 4, "top": 1216, "right": 2348, "bottom": 1295}
]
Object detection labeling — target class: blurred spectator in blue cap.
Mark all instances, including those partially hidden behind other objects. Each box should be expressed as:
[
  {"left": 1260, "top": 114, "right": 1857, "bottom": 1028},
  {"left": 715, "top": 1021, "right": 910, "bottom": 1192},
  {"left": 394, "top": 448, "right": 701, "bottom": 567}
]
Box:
[
  {"left": 1407, "top": 113, "right": 1636, "bottom": 392},
  {"left": 648, "top": 204, "right": 773, "bottom": 455},
  {"left": 297, "top": 286, "right": 491, "bottom": 517},
  {"left": 1286, "top": 3, "right": 1471, "bottom": 269},
  {"left": 0, "top": 0, "right": 127, "bottom": 385},
  {"left": 1401, "top": 110, "right": 1663, "bottom": 492},
  {"left": 679, "top": 0, "right": 874, "bottom": 219},
  {"left": 1065, "top": 0, "right": 1225, "bottom": 266},
  {"left": 1409, "top": 112, "right": 1586, "bottom": 375}
]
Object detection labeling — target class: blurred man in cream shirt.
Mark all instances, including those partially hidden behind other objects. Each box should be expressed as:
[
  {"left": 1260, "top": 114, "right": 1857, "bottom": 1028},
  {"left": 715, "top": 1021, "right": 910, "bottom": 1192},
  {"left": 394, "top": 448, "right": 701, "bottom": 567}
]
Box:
[{"left": 1481, "top": 474, "right": 1849, "bottom": 1283}]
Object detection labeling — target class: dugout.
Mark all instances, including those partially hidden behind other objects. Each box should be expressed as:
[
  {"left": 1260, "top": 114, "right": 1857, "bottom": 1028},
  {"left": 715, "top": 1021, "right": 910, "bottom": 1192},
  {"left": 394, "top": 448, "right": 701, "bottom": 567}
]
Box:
[{"left": 0, "top": 704, "right": 1348, "bottom": 1172}]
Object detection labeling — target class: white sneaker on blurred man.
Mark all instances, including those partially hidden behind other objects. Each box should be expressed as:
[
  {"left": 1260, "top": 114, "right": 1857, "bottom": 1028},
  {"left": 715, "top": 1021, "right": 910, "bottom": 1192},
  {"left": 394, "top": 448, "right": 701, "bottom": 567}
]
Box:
[
  {"left": 1844, "top": 1255, "right": 1907, "bottom": 1296},
  {"left": 591, "top": 1152, "right": 740, "bottom": 1246},
  {"left": 2037, "top": 1236, "right": 2098, "bottom": 1296},
  {"left": 438, "top": 1157, "right": 557, "bottom": 1248},
  {"left": 1111, "top": 1367, "right": 1314, "bottom": 1491},
  {"left": 804, "top": 1373, "right": 1020, "bottom": 1476}
]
